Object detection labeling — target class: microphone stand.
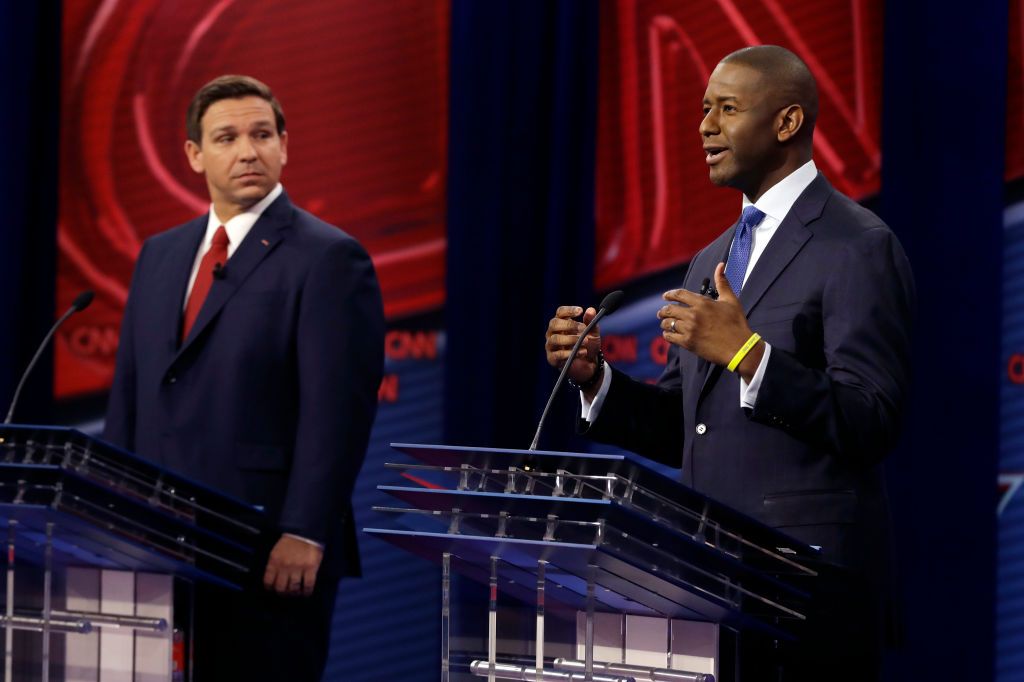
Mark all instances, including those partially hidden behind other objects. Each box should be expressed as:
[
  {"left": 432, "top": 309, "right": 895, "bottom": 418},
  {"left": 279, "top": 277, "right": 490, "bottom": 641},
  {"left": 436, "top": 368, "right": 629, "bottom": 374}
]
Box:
[
  {"left": 529, "top": 291, "right": 623, "bottom": 451},
  {"left": 4, "top": 292, "right": 94, "bottom": 424}
]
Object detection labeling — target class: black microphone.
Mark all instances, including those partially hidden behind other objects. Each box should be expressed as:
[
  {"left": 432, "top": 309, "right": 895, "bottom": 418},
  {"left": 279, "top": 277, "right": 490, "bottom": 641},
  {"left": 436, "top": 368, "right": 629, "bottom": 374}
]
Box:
[
  {"left": 212, "top": 262, "right": 226, "bottom": 280},
  {"left": 4, "top": 290, "right": 95, "bottom": 424},
  {"left": 529, "top": 290, "right": 625, "bottom": 451},
  {"left": 699, "top": 277, "right": 718, "bottom": 299}
]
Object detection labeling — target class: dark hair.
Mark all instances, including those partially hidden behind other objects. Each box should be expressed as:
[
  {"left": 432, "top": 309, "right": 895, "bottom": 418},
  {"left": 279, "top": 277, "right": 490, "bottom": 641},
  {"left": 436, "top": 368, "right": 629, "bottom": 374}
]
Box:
[{"left": 185, "top": 75, "right": 285, "bottom": 143}]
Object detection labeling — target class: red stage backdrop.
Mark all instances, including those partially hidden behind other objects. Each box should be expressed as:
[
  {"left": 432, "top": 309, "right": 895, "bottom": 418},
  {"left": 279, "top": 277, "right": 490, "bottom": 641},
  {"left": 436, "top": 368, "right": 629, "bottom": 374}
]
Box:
[
  {"left": 594, "top": 0, "right": 885, "bottom": 290},
  {"left": 56, "top": 0, "right": 449, "bottom": 399}
]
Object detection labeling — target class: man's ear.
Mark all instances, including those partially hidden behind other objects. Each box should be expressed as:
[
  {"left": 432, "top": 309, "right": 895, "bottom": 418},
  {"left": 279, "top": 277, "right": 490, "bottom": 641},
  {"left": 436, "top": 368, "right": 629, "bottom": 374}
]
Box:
[
  {"left": 776, "top": 104, "right": 805, "bottom": 143},
  {"left": 279, "top": 130, "right": 288, "bottom": 167},
  {"left": 184, "top": 139, "right": 205, "bottom": 174}
]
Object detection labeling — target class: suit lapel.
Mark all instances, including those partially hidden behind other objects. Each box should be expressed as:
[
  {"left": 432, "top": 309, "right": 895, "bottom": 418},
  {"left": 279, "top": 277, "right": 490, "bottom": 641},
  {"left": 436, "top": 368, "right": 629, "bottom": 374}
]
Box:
[
  {"left": 689, "top": 228, "right": 735, "bottom": 381},
  {"left": 173, "top": 193, "right": 293, "bottom": 363},
  {"left": 156, "top": 218, "right": 206, "bottom": 360},
  {"left": 696, "top": 174, "right": 831, "bottom": 399},
  {"left": 702, "top": 229, "right": 735, "bottom": 285},
  {"left": 736, "top": 180, "right": 825, "bottom": 315}
]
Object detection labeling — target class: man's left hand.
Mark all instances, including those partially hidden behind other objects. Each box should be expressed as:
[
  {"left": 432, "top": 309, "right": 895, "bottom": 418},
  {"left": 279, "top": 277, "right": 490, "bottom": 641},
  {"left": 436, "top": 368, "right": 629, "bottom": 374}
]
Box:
[
  {"left": 657, "top": 262, "right": 764, "bottom": 380},
  {"left": 263, "top": 535, "right": 324, "bottom": 597}
]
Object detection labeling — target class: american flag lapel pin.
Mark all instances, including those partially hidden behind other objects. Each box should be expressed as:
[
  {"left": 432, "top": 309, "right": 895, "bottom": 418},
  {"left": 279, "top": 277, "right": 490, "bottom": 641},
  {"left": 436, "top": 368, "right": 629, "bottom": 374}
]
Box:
[{"left": 261, "top": 239, "right": 269, "bottom": 247}]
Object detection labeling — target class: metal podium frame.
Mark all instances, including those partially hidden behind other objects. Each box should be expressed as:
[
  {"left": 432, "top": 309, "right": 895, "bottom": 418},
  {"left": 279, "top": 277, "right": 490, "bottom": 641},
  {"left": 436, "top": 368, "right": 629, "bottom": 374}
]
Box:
[
  {"left": 0, "top": 424, "right": 269, "bottom": 682},
  {"left": 366, "top": 443, "right": 821, "bottom": 682}
]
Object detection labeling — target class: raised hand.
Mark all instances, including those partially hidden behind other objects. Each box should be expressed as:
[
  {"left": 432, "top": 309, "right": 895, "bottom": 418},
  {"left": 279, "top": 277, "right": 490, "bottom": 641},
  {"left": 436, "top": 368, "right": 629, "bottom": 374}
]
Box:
[
  {"left": 545, "top": 305, "right": 603, "bottom": 388},
  {"left": 657, "top": 262, "right": 764, "bottom": 380}
]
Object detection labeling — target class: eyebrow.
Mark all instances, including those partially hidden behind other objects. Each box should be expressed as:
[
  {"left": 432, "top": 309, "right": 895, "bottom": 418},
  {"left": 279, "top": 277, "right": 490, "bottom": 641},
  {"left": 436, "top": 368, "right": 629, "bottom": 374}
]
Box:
[
  {"left": 208, "top": 120, "right": 275, "bottom": 135},
  {"left": 703, "top": 95, "right": 740, "bottom": 105}
]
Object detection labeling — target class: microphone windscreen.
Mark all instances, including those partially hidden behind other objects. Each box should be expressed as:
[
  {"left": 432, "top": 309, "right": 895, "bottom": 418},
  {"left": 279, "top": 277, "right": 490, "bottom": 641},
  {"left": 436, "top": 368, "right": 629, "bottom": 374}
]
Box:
[
  {"left": 72, "top": 290, "right": 95, "bottom": 312},
  {"left": 599, "top": 290, "right": 625, "bottom": 315}
]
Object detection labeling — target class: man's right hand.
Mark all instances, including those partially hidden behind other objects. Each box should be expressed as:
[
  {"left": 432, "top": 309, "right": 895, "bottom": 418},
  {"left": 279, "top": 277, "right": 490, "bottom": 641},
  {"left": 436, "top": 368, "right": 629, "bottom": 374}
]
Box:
[{"left": 545, "top": 306, "right": 603, "bottom": 398}]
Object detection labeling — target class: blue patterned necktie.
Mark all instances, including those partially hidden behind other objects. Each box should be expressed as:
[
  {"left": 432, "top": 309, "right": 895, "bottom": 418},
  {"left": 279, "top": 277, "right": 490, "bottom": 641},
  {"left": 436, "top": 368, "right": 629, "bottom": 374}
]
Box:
[{"left": 724, "top": 205, "right": 766, "bottom": 293}]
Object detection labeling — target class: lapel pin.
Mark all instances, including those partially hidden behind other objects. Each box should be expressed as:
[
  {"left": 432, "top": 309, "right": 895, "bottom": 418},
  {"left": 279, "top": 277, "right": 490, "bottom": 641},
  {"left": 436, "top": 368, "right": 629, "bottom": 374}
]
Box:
[{"left": 261, "top": 239, "right": 269, "bottom": 247}]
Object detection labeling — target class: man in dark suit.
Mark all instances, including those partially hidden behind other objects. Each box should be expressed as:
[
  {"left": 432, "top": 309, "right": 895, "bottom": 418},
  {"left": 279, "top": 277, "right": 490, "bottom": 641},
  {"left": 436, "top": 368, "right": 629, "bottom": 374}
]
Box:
[
  {"left": 105, "top": 75, "right": 385, "bottom": 681},
  {"left": 546, "top": 46, "right": 914, "bottom": 681}
]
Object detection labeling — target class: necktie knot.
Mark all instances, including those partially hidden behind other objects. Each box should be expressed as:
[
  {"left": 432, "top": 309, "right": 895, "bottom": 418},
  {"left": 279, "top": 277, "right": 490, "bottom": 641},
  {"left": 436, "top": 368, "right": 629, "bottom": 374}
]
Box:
[
  {"left": 739, "top": 205, "right": 766, "bottom": 232},
  {"left": 212, "top": 225, "right": 229, "bottom": 249}
]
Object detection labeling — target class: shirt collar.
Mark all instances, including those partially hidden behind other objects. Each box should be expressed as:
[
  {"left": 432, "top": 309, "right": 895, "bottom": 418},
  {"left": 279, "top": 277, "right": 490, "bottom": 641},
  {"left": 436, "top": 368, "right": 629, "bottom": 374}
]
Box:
[
  {"left": 741, "top": 160, "right": 818, "bottom": 224},
  {"left": 205, "top": 183, "right": 284, "bottom": 247}
]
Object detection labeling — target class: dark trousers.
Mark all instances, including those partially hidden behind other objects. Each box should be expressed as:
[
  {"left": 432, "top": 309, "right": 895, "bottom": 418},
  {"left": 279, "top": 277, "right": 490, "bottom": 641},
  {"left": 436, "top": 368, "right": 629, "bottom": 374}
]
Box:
[
  {"left": 192, "top": 576, "right": 339, "bottom": 682},
  {"left": 734, "top": 565, "right": 884, "bottom": 682}
]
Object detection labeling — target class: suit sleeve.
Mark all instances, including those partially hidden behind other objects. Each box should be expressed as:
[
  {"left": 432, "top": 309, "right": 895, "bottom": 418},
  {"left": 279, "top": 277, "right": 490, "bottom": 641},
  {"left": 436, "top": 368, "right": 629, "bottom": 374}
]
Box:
[
  {"left": 278, "top": 237, "right": 385, "bottom": 542},
  {"left": 578, "top": 253, "right": 709, "bottom": 468},
  {"left": 752, "top": 225, "right": 915, "bottom": 463},
  {"left": 581, "top": 353, "right": 686, "bottom": 467},
  {"left": 104, "top": 241, "right": 149, "bottom": 451}
]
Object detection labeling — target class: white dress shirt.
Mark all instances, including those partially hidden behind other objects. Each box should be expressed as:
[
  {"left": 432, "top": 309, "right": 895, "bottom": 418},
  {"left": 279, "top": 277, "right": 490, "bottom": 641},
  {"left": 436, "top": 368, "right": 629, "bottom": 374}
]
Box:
[
  {"left": 583, "top": 160, "right": 819, "bottom": 421},
  {"left": 182, "top": 183, "right": 284, "bottom": 306}
]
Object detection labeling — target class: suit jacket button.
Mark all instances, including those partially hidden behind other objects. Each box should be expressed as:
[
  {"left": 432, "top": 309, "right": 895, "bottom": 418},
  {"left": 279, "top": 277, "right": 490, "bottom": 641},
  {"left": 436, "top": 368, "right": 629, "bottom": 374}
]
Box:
[
  {"left": 695, "top": 423, "right": 707, "bottom": 435},
  {"left": 166, "top": 371, "right": 177, "bottom": 384}
]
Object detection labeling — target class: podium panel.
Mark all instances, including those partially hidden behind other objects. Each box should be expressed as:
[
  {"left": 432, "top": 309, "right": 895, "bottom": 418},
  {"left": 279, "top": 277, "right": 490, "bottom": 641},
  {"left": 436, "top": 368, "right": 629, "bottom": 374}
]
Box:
[
  {"left": 365, "top": 443, "right": 820, "bottom": 682},
  {"left": 0, "top": 425, "right": 270, "bottom": 682}
]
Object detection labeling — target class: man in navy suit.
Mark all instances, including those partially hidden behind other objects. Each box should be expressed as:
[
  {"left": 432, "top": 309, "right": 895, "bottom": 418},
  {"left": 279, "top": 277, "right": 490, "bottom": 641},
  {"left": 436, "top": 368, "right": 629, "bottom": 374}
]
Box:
[
  {"left": 546, "top": 47, "right": 914, "bottom": 681},
  {"left": 105, "top": 75, "right": 384, "bottom": 680}
]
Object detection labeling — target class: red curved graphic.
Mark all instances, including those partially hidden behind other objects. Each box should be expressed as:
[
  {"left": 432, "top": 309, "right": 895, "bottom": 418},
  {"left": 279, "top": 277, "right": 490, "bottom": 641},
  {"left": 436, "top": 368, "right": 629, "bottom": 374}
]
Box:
[
  {"left": 57, "top": 0, "right": 450, "bottom": 398},
  {"left": 596, "top": 0, "right": 886, "bottom": 290}
]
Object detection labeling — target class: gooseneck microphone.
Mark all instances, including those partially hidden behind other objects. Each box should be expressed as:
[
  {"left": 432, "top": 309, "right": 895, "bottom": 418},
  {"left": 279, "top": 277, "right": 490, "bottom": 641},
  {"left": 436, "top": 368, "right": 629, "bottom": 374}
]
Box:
[
  {"left": 529, "top": 290, "right": 624, "bottom": 451},
  {"left": 4, "top": 290, "right": 95, "bottom": 424}
]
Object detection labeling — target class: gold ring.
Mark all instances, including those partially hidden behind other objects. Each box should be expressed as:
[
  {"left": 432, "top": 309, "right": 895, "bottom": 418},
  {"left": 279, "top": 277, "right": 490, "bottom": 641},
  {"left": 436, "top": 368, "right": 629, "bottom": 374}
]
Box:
[{"left": 670, "top": 320, "right": 677, "bottom": 333}]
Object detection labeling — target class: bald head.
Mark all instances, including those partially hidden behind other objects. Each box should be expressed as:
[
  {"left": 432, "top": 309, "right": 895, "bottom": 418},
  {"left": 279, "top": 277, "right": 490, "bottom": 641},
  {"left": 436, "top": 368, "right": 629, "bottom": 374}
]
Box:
[
  {"left": 721, "top": 45, "right": 818, "bottom": 137},
  {"left": 699, "top": 45, "right": 819, "bottom": 200}
]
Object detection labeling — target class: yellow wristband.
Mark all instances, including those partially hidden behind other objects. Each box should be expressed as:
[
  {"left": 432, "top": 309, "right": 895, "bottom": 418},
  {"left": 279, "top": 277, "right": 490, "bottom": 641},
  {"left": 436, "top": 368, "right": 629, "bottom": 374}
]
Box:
[{"left": 727, "top": 332, "right": 762, "bottom": 372}]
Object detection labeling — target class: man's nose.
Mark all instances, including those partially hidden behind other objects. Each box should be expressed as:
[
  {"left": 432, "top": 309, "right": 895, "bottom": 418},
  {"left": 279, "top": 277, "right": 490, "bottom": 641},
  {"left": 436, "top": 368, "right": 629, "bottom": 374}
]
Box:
[
  {"left": 237, "top": 136, "right": 257, "bottom": 159},
  {"left": 699, "top": 110, "right": 717, "bottom": 136}
]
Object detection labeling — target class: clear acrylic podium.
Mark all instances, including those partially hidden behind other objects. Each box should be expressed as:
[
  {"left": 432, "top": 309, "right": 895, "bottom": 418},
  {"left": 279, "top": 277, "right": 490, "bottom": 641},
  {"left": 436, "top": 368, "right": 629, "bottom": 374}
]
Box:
[
  {"left": 365, "top": 443, "right": 821, "bottom": 682},
  {"left": 0, "top": 424, "right": 269, "bottom": 682}
]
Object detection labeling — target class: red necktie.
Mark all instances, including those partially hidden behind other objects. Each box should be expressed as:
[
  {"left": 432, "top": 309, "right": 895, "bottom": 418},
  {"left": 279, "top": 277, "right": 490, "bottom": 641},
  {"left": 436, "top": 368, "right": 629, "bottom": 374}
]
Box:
[{"left": 182, "top": 225, "right": 229, "bottom": 341}]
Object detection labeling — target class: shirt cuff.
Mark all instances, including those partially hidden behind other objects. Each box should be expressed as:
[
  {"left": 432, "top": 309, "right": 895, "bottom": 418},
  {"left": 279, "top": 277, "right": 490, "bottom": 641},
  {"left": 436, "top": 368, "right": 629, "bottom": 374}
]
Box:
[
  {"left": 739, "top": 342, "right": 772, "bottom": 409},
  {"left": 580, "top": 362, "right": 614, "bottom": 423},
  {"left": 283, "top": 532, "right": 325, "bottom": 550}
]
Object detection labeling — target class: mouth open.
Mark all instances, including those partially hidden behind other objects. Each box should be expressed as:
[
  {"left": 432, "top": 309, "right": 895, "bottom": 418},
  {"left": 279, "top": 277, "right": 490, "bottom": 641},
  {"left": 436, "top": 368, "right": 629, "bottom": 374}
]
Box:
[{"left": 704, "top": 147, "right": 728, "bottom": 164}]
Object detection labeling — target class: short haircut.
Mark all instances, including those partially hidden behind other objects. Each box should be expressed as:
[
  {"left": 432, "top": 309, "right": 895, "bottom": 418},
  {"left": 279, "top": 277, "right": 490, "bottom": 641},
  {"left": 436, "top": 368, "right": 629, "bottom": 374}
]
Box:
[
  {"left": 721, "top": 45, "right": 818, "bottom": 132},
  {"left": 185, "top": 75, "right": 285, "bottom": 143}
]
